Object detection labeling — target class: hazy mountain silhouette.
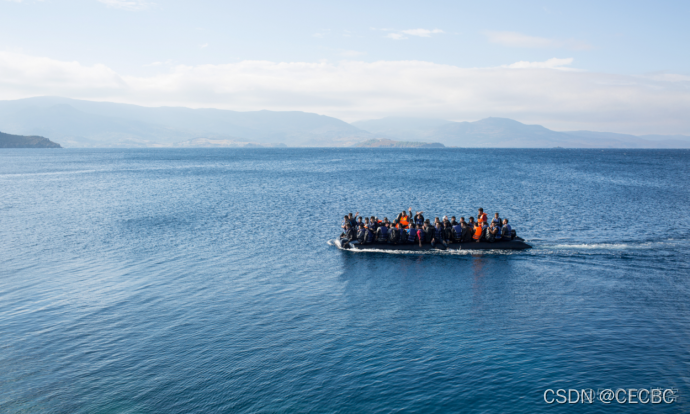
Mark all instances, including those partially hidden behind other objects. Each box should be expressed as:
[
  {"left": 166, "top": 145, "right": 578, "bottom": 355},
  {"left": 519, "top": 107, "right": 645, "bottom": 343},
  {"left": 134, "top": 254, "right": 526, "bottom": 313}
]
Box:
[
  {"left": 1, "top": 97, "right": 688, "bottom": 148},
  {"left": 0, "top": 131, "right": 61, "bottom": 148}
]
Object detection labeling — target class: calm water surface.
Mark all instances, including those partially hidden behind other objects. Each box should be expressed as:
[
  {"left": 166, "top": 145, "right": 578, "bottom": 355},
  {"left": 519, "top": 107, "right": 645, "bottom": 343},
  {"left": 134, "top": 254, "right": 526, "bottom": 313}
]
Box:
[{"left": 1, "top": 148, "right": 689, "bottom": 413}]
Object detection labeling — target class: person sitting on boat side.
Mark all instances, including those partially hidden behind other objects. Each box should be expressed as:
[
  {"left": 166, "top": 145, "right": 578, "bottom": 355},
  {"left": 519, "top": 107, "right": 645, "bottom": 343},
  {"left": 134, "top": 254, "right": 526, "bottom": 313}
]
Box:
[
  {"left": 389, "top": 222, "right": 400, "bottom": 245},
  {"left": 432, "top": 222, "right": 448, "bottom": 249},
  {"left": 477, "top": 208, "right": 488, "bottom": 224},
  {"left": 442, "top": 216, "right": 451, "bottom": 229},
  {"left": 473, "top": 220, "right": 486, "bottom": 242},
  {"left": 407, "top": 224, "right": 418, "bottom": 244},
  {"left": 376, "top": 221, "right": 389, "bottom": 243},
  {"left": 341, "top": 223, "right": 357, "bottom": 248},
  {"left": 365, "top": 224, "right": 376, "bottom": 244},
  {"left": 357, "top": 224, "right": 368, "bottom": 245},
  {"left": 399, "top": 224, "right": 409, "bottom": 244},
  {"left": 356, "top": 216, "right": 363, "bottom": 228},
  {"left": 450, "top": 216, "right": 458, "bottom": 226},
  {"left": 364, "top": 217, "right": 370, "bottom": 229},
  {"left": 491, "top": 212, "right": 501, "bottom": 227},
  {"left": 369, "top": 216, "right": 379, "bottom": 232},
  {"left": 443, "top": 220, "right": 453, "bottom": 242},
  {"left": 423, "top": 220, "right": 435, "bottom": 245},
  {"left": 501, "top": 219, "right": 513, "bottom": 240},
  {"left": 416, "top": 224, "right": 425, "bottom": 248},
  {"left": 485, "top": 221, "right": 500, "bottom": 243},
  {"left": 493, "top": 220, "right": 503, "bottom": 242},
  {"left": 452, "top": 219, "right": 463, "bottom": 242}
]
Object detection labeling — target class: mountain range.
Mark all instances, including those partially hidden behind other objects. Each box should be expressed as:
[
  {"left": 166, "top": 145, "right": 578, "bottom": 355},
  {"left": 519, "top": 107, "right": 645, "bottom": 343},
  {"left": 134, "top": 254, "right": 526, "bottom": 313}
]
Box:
[{"left": 0, "top": 97, "right": 688, "bottom": 149}]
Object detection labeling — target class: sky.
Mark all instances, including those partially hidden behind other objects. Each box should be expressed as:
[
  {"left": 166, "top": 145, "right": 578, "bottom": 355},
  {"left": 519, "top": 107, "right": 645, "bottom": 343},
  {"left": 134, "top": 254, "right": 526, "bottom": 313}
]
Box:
[{"left": 1, "top": 0, "right": 689, "bottom": 134}]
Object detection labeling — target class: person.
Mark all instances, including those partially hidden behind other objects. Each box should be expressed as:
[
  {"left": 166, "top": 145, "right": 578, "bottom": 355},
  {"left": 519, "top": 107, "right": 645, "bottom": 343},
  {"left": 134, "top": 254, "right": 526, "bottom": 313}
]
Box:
[
  {"left": 376, "top": 221, "right": 389, "bottom": 243},
  {"left": 485, "top": 221, "right": 499, "bottom": 242},
  {"left": 408, "top": 224, "right": 420, "bottom": 245},
  {"left": 356, "top": 216, "right": 363, "bottom": 228},
  {"left": 477, "top": 208, "right": 488, "bottom": 224},
  {"left": 491, "top": 212, "right": 501, "bottom": 227},
  {"left": 432, "top": 222, "right": 448, "bottom": 249},
  {"left": 398, "top": 209, "right": 410, "bottom": 228},
  {"left": 442, "top": 216, "right": 451, "bottom": 228},
  {"left": 452, "top": 219, "right": 464, "bottom": 242},
  {"left": 473, "top": 220, "right": 486, "bottom": 242},
  {"left": 341, "top": 215, "right": 350, "bottom": 232},
  {"left": 450, "top": 216, "right": 458, "bottom": 226},
  {"left": 357, "top": 224, "right": 368, "bottom": 245},
  {"left": 423, "top": 220, "right": 434, "bottom": 244},
  {"left": 501, "top": 219, "right": 513, "bottom": 240},
  {"left": 493, "top": 219, "right": 503, "bottom": 241},
  {"left": 365, "top": 223, "right": 375, "bottom": 244},
  {"left": 341, "top": 223, "right": 357, "bottom": 248},
  {"left": 389, "top": 222, "right": 400, "bottom": 244},
  {"left": 399, "top": 224, "right": 409, "bottom": 244},
  {"left": 443, "top": 220, "right": 453, "bottom": 242},
  {"left": 364, "top": 217, "right": 370, "bottom": 228},
  {"left": 349, "top": 212, "right": 359, "bottom": 229},
  {"left": 369, "top": 216, "right": 379, "bottom": 232},
  {"left": 413, "top": 210, "right": 425, "bottom": 228},
  {"left": 416, "top": 224, "right": 425, "bottom": 247}
]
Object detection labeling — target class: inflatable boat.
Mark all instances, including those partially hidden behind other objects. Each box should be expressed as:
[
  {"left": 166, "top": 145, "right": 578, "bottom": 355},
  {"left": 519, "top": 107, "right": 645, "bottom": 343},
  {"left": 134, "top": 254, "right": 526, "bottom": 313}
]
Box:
[{"left": 335, "top": 237, "right": 532, "bottom": 251}]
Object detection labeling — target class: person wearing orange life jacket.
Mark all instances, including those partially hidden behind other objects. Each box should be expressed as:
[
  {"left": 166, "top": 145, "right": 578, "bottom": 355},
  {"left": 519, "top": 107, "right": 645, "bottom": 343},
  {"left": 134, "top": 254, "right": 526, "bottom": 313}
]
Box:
[
  {"left": 398, "top": 213, "right": 409, "bottom": 229},
  {"left": 473, "top": 220, "right": 487, "bottom": 242},
  {"left": 477, "top": 208, "right": 488, "bottom": 224}
]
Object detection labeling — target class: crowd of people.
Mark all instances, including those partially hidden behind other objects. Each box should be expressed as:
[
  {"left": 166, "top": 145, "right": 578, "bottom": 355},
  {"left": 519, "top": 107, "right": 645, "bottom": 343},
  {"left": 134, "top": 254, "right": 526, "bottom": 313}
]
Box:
[{"left": 340, "top": 207, "right": 515, "bottom": 249}]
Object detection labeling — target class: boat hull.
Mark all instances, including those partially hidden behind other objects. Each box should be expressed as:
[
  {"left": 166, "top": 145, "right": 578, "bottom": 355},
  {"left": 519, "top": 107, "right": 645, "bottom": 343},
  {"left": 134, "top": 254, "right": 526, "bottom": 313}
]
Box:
[{"left": 335, "top": 239, "right": 531, "bottom": 251}]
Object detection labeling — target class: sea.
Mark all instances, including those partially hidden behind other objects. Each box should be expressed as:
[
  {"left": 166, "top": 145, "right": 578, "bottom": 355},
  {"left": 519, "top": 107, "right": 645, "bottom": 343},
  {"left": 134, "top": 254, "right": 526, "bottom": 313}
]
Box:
[{"left": 1, "top": 148, "right": 689, "bottom": 413}]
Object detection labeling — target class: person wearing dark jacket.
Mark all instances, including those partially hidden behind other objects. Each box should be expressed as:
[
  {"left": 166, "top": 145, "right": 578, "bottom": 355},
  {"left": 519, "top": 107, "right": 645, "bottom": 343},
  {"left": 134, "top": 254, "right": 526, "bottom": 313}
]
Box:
[
  {"left": 376, "top": 222, "right": 389, "bottom": 243},
  {"left": 365, "top": 224, "right": 375, "bottom": 244},
  {"left": 423, "top": 221, "right": 434, "bottom": 244},
  {"left": 452, "top": 220, "right": 464, "bottom": 242},
  {"left": 389, "top": 223, "right": 400, "bottom": 244},
  {"left": 431, "top": 222, "right": 448, "bottom": 249},
  {"left": 501, "top": 219, "right": 513, "bottom": 240},
  {"left": 413, "top": 210, "right": 425, "bottom": 228},
  {"left": 341, "top": 224, "right": 357, "bottom": 248},
  {"left": 357, "top": 224, "right": 368, "bottom": 244}
]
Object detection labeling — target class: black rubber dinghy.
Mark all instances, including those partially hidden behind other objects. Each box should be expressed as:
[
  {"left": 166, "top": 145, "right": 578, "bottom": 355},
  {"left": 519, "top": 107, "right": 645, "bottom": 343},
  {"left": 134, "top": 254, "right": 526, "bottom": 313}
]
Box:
[{"left": 335, "top": 238, "right": 532, "bottom": 251}]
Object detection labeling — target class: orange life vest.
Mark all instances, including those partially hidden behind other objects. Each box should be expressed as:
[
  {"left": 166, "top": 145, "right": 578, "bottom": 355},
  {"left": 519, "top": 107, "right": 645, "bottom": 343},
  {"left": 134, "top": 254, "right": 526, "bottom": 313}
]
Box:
[
  {"left": 399, "top": 216, "right": 409, "bottom": 228},
  {"left": 478, "top": 213, "right": 487, "bottom": 223},
  {"left": 473, "top": 225, "right": 483, "bottom": 240}
]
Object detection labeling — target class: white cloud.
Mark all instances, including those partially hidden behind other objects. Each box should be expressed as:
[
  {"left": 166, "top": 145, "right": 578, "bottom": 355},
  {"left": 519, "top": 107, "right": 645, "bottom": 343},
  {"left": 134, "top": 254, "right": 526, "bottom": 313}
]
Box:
[
  {"left": 98, "top": 0, "right": 149, "bottom": 11},
  {"left": 503, "top": 57, "right": 574, "bottom": 69},
  {"left": 339, "top": 50, "right": 366, "bottom": 57},
  {"left": 485, "top": 31, "right": 592, "bottom": 50},
  {"left": 400, "top": 29, "right": 444, "bottom": 37},
  {"left": 200, "top": 43, "right": 208, "bottom": 48},
  {"left": 386, "top": 33, "right": 407, "bottom": 40},
  {"left": 378, "top": 28, "right": 444, "bottom": 40},
  {"left": 1, "top": 51, "right": 690, "bottom": 134}
]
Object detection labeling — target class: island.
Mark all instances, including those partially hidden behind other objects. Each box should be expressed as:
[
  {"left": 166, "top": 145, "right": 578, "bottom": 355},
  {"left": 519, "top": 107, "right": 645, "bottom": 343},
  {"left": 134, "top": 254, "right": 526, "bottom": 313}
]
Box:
[
  {"left": 354, "top": 139, "right": 444, "bottom": 148},
  {"left": 0, "top": 131, "right": 62, "bottom": 148}
]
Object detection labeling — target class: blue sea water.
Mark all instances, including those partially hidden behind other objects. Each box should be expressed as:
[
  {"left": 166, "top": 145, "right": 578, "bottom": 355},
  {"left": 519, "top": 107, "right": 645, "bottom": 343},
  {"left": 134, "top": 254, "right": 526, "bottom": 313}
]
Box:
[{"left": 1, "top": 148, "right": 689, "bottom": 413}]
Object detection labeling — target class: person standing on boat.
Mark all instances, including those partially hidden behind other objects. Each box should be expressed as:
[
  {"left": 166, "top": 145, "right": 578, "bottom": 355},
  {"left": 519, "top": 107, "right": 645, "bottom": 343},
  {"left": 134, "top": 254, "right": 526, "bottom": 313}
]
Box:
[
  {"left": 477, "top": 208, "right": 488, "bottom": 224},
  {"left": 413, "top": 209, "right": 425, "bottom": 228},
  {"left": 491, "top": 212, "right": 501, "bottom": 227}
]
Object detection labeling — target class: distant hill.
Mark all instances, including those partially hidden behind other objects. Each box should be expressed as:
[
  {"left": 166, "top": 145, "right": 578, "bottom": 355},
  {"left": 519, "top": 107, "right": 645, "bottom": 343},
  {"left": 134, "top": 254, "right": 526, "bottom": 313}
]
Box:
[
  {"left": 354, "top": 117, "right": 690, "bottom": 148},
  {"left": 1, "top": 97, "right": 689, "bottom": 148},
  {"left": 355, "top": 139, "right": 444, "bottom": 148},
  {"left": 0, "top": 131, "right": 61, "bottom": 148},
  {"left": 0, "top": 97, "right": 373, "bottom": 148}
]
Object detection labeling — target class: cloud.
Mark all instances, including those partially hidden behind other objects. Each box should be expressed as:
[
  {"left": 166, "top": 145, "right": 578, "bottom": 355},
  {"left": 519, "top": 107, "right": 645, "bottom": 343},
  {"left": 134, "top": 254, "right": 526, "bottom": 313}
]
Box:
[
  {"left": 377, "top": 28, "right": 444, "bottom": 40},
  {"left": 98, "top": 0, "right": 149, "bottom": 11},
  {"left": 386, "top": 33, "right": 407, "bottom": 40},
  {"left": 485, "top": 31, "right": 592, "bottom": 50},
  {"left": 339, "top": 50, "right": 366, "bottom": 57},
  {"left": 1, "top": 51, "right": 689, "bottom": 134},
  {"left": 502, "top": 57, "right": 575, "bottom": 69},
  {"left": 400, "top": 29, "right": 444, "bottom": 37},
  {"left": 200, "top": 43, "right": 208, "bottom": 48}
]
